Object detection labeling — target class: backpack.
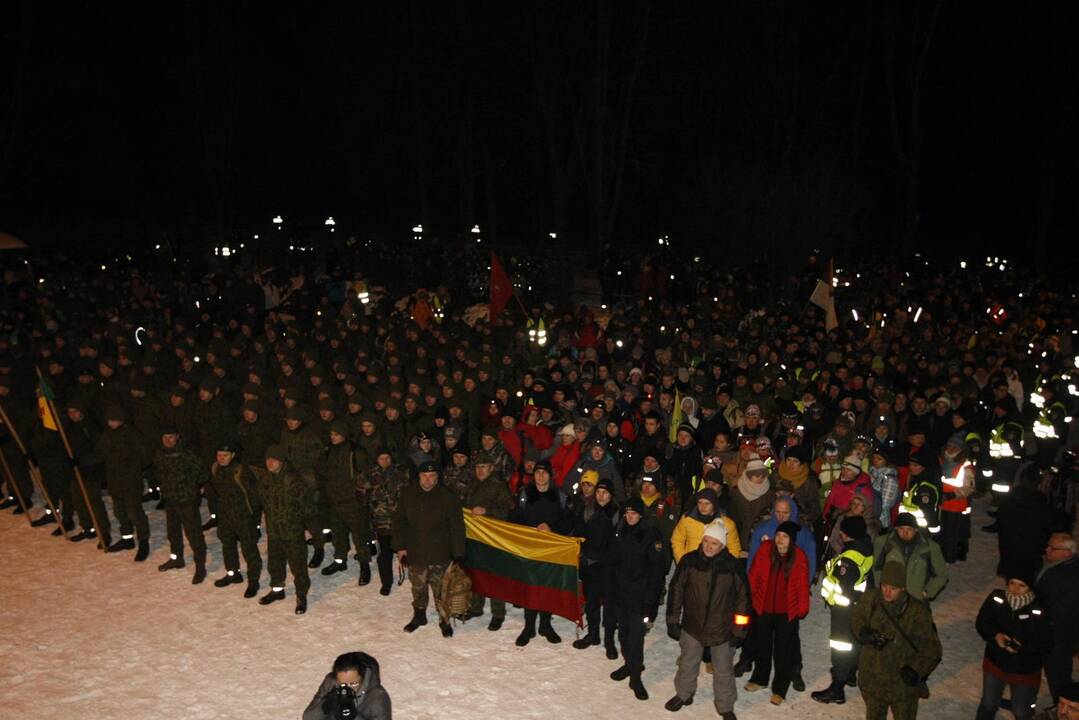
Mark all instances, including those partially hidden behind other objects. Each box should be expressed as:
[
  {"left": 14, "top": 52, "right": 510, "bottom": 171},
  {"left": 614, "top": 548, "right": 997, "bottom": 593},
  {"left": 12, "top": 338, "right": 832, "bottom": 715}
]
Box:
[{"left": 437, "top": 562, "right": 473, "bottom": 623}]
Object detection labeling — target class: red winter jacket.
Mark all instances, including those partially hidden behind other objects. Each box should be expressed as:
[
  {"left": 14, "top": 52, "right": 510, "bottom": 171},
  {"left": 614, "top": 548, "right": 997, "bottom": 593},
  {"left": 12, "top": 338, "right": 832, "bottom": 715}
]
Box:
[
  {"left": 748, "top": 541, "right": 810, "bottom": 621},
  {"left": 550, "top": 440, "right": 581, "bottom": 489}
]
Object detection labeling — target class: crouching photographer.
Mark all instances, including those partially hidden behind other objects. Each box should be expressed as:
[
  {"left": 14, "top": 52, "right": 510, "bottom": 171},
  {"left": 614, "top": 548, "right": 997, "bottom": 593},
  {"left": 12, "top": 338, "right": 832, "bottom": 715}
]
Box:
[{"left": 302, "top": 652, "right": 391, "bottom": 720}]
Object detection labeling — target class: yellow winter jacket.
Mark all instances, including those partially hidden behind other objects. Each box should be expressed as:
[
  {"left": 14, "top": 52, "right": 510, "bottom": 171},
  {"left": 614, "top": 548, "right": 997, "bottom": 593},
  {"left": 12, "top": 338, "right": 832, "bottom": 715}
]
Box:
[{"left": 670, "top": 514, "right": 741, "bottom": 564}]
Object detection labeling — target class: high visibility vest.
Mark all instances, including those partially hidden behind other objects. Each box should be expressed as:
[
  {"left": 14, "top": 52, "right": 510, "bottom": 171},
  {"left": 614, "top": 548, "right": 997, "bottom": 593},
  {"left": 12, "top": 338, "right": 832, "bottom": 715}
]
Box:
[
  {"left": 820, "top": 549, "right": 873, "bottom": 608},
  {"left": 526, "top": 317, "right": 548, "bottom": 346},
  {"left": 901, "top": 479, "right": 941, "bottom": 534},
  {"left": 940, "top": 460, "right": 972, "bottom": 514}
]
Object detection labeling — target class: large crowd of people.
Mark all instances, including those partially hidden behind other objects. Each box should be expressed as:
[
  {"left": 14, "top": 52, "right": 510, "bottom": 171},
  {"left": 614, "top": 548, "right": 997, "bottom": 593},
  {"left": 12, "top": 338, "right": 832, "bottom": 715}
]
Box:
[{"left": 0, "top": 242, "right": 1077, "bottom": 719}]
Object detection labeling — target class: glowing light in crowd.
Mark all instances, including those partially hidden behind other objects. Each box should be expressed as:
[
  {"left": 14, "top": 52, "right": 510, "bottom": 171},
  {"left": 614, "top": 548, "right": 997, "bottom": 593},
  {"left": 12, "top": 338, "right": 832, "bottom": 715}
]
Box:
[
  {"left": 135, "top": 327, "right": 146, "bottom": 346},
  {"left": 852, "top": 309, "right": 859, "bottom": 321},
  {"left": 273, "top": 216, "right": 283, "bottom": 226},
  {"left": 914, "top": 307, "right": 923, "bottom": 323},
  {"left": 549, "top": 232, "right": 557, "bottom": 239}
]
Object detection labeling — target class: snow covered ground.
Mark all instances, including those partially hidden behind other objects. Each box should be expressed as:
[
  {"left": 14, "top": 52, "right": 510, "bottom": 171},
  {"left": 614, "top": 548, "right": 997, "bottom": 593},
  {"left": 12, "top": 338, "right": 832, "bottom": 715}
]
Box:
[{"left": 0, "top": 498, "right": 1053, "bottom": 719}]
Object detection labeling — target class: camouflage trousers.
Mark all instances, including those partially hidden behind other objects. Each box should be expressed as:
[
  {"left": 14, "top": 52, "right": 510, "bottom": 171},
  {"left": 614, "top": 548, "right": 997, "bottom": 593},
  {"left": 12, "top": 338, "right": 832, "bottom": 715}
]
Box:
[
  {"left": 217, "top": 512, "right": 262, "bottom": 582},
  {"left": 865, "top": 697, "right": 919, "bottom": 720},
  {"left": 267, "top": 528, "right": 310, "bottom": 597},
  {"left": 409, "top": 563, "right": 447, "bottom": 611},
  {"left": 71, "top": 470, "right": 111, "bottom": 538},
  {"left": 329, "top": 499, "right": 372, "bottom": 562},
  {"left": 165, "top": 500, "right": 207, "bottom": 563},
  {"left": 111, "top": 486, "right": 149, "bottom": 541}
]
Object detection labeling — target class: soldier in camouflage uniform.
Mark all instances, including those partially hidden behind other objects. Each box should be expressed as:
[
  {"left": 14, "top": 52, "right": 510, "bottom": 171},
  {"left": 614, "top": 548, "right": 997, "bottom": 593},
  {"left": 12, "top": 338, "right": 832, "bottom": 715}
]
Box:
[
  {"left": 280, "top": 405, "right": 328, "bottom": 568},
  {"left": 154, "top": 428, "right": 208, "bottom": 584},
  {"left": 237, "top": 400, "right": 276, "bottom": 472},
  {"left": 258, "top": 444, "right": 311, "bottom": 615},
  {"left": 62, "top": 398, "right": 112, "bottom": 545},
  {"left": 89, "top": 404, "right": 151, "bottom": 561},
  {"left": 364, "top": 449, "right": 410, "bottom": 595},
  {"left": 315, "top": 420, "right": 373, "bottom": 585},
  {"left": 209, "top": 441, "right": 263, "bottom": 598},
  {"left": 462, "top": 451, "right": 513, "bottom": 630},
  {"left": 393, "top": 460, "right": 466, "bottom": 637},
  {"left": 441, "top": 446, "right": 472, "bottom": 500},
  {"left": 193, "top": 376, "right": 233, "bottom": 530}
]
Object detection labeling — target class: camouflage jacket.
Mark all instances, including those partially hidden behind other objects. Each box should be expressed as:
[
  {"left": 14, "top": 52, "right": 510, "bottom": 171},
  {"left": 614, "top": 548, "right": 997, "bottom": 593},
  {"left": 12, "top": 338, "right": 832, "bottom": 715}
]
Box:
[
  {"left": 365, "top": 463, "right": 410, "bottom": 532},
  {"left": 461, "top": 472, "right": 513, "bottom": 520},
  {"left": 441, "top": 462, "right": 472, "bottom": 502},
  {"left": 280, "top": 424, "right": 324, "bottom": 476},
  {"left": 87, "top": 424, "right": 148, "bottom": 495},
  {"left": 153, "top": 445, "right": 205, "bottom": 504},
  {"left": 316, "top": 441, "right": 362, "bottom": 505},
  {"left": 237, "top": 417, "right": 277, "bottom": 468},
  {"left": 259, "top": 464, "right": 308, "bottom": 534},
  {"left": 209, "top": 461, "right": 261, "bottom": 519}
]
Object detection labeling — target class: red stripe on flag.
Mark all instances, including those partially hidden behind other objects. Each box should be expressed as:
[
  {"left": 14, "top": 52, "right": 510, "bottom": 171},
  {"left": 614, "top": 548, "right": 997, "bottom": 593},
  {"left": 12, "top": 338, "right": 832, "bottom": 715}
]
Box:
[{"left": 465, "top": 566, "right": 584, "bottom": 624}]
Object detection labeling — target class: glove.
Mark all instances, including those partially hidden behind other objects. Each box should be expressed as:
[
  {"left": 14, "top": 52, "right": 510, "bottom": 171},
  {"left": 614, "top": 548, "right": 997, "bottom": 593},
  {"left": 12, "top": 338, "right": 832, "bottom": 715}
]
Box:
[
  {"left": 900, "top": 665, "right": 920, "bottom": 687},
  {"left": 667, "top": 623, "right": 681, "bottom": 641}
]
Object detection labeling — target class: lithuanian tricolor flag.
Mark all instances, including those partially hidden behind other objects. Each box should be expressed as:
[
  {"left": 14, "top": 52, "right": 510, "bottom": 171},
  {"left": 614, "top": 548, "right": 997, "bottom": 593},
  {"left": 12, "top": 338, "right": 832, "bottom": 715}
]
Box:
[{"left": 462, "top": 513, "right": 584, "bottom": 624}]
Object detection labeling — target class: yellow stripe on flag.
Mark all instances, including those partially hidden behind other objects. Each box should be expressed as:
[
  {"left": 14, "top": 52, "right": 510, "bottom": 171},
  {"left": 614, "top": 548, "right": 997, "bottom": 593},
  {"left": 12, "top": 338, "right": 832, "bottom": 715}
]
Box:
[
  {"left": 38, "top": 394, "right": 58, "bottom": 431},
  {"left": 463, "top": 513, "right": 581, "bottom": 567},
  {"left": 669, "top": 388, "right": 683, "bottom": 443}
]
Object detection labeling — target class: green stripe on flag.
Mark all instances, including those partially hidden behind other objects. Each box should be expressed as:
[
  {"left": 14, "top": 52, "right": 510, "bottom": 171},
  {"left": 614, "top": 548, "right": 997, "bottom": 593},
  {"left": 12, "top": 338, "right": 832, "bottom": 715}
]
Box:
[{"left": 465, "top": 538, "right": 578, "bottom": 594}]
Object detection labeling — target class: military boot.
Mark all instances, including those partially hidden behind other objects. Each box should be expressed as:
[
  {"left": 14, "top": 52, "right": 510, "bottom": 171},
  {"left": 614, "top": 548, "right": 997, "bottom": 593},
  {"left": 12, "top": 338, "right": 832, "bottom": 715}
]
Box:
[
  {"left": 0, "top": 496, "right": 18, "bottom": 510},
  {"left": 403, "top": 608, "right": 427, "bottom": 632},
  {"left": 108, "top": 536, "right": 136, "bottom": 552},
  {"left": 31, "top": 511, "right": 57, "bottom": 527},
  {"left": 572, "top": 627, "right": 600, "bottom": 650},
  {"left": 629, "top": 674, "right": 648, "bottom": 700},
  {"left": 51, "top": 517, "right": 75, "bottom": 536},
  {"left": 201, "top": 514, "right": 218, "bottom": 531},
  {"left": 158, "top": 555, "right": 186, "bottom": 572},
  {"left": 191, "top": 561, "right": 207, "bottom": 585},
  {"left": 515, "top": 613, "right": 537, "bottom": 646},
  {"left": 258, "top": 588, "right": 286, "bottom": 605},
  {"left": 69, "top": 528, "right": 97, "bottom": 543},
  {"left": 321, "top": 558, "right": 347, "bottom": 576},
  {"left": 307, "top": 545, "right": 325, "bottom": 569},
  {"left": 295, "top": 595, "right": 307, "bottom": 615},
  {"left": 538, "top": 615, "right": 561, "bottom": 644},
  {"left": 439, "top": 621, "right": 453, "bottom": 638},
  {"left": 810, "top": 680, "right": 846, "bottom": 704},
  {"left": 358, "top": 561, "right": 371, "bottom": 586},
  {"left": 214, "top": 570, "right": 244, "bottom": 587},
  {"left": 134, "top": 539, "right": 150, "bottom": 562},
  {"left": 244, "top": 580, "right": 260, "bottom": 599}
]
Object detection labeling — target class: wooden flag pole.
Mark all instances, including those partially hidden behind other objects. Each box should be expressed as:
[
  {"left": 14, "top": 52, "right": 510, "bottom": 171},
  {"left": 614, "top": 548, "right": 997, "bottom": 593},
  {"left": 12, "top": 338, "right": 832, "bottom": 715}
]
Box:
[
  {"left": 0, "top": 398, "right": 66, "bottom": 537},
  {"left": 35, "top": 367, "right": 107, "bottom": 550},
  {"left": 0, "top": 442, "right": 32, "bottom": 525}
]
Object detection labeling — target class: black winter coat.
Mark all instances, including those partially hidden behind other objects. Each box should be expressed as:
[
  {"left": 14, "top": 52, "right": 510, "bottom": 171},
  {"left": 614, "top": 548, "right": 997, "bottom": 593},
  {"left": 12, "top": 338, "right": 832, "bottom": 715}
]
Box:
[
  {"left": 512, "top": 482, "right": 570, "bottom": 534},
  {"left": 569, "top": 496, "right": 618, "bottom": 564},
  {"left": 975, "top": 589, "right": 1052, "bottom": 676},
  {"left": 667, "top": 548, "right": 750, "bottom": 646},
  {"left": 667, "top": 441, "right": 704, "bottom": 513},
  {"left": 612, "top": 518, "right": 666, "bottom": 617}
]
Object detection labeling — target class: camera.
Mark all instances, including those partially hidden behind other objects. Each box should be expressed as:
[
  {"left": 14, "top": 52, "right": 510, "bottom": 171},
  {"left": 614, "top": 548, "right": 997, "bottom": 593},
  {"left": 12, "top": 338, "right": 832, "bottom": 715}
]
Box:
[{"left": 322, "top": 684, "right": 357, "bottom": 720}]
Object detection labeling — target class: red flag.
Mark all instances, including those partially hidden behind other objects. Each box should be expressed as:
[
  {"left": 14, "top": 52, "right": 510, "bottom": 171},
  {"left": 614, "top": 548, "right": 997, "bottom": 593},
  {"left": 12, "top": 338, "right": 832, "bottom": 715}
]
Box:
[{"left": 489, "top": 252, "right": 514, "bottom": 319}]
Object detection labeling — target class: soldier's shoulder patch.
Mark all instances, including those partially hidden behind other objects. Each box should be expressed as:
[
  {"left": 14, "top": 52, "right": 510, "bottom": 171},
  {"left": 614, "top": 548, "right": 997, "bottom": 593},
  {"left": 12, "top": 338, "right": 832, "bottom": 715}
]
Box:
[
  {"left": 838, "top": 564, "right": 848, "bottom": 575},
  {"left": 919, "top": 493, "right": 930, "bottom": 504}
]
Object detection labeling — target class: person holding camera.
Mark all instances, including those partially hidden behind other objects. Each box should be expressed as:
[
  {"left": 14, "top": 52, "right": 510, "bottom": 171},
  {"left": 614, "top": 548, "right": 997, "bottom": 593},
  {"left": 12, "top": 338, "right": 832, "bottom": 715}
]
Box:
[
  {"left": 850, "top": 560, "right": 942, "bottom": 720},
  {"left": 975, "top": 561, "right": 1052, "bottom": 720},
  {"left": 302, "top": 651, "right": 391, "bottom": 720}
]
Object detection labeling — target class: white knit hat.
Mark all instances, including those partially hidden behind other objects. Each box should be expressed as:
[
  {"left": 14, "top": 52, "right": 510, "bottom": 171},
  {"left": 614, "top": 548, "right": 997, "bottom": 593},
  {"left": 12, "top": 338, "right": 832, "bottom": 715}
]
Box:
[
  {"left": 559, "top": 423, "right": 576, "bottom": 437},
  {"left": 702, "top": 520, "right": 727, "bottom": 546}
]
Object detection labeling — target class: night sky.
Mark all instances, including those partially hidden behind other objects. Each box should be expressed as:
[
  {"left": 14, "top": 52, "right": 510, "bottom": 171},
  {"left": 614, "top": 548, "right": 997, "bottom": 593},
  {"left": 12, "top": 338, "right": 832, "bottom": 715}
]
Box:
[{"left": 1, "top": 2, "right": 1076, "bottom": 261}]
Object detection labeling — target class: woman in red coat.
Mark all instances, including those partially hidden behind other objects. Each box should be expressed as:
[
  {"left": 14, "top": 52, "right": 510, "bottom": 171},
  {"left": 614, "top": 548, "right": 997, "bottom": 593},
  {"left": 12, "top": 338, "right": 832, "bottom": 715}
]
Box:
[{"left": 745, "top": 520, "right": 811, "bottom": 705}]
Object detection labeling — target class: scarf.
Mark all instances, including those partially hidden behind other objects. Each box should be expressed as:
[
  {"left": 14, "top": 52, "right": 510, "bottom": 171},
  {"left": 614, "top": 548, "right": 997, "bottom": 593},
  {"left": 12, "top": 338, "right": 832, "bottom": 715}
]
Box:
[
  {"left": 640, "top": 494, "right": 660, "bottom": 508},
  {"left": 738, "top": 475, "right": 770, "bottom": 502},
  {"left": 777, "top": 462, "right": 809, "bottom": 490},
  {"left": 1005, "top": 590, "right": 1034, "bottom": 612}
]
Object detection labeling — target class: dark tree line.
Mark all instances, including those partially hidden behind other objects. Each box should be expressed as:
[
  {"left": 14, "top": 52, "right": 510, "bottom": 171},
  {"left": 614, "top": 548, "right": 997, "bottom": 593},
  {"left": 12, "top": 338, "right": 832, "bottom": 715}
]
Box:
[{"left": 1, "top": 1, "right": 1077, "bottom": 264}]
